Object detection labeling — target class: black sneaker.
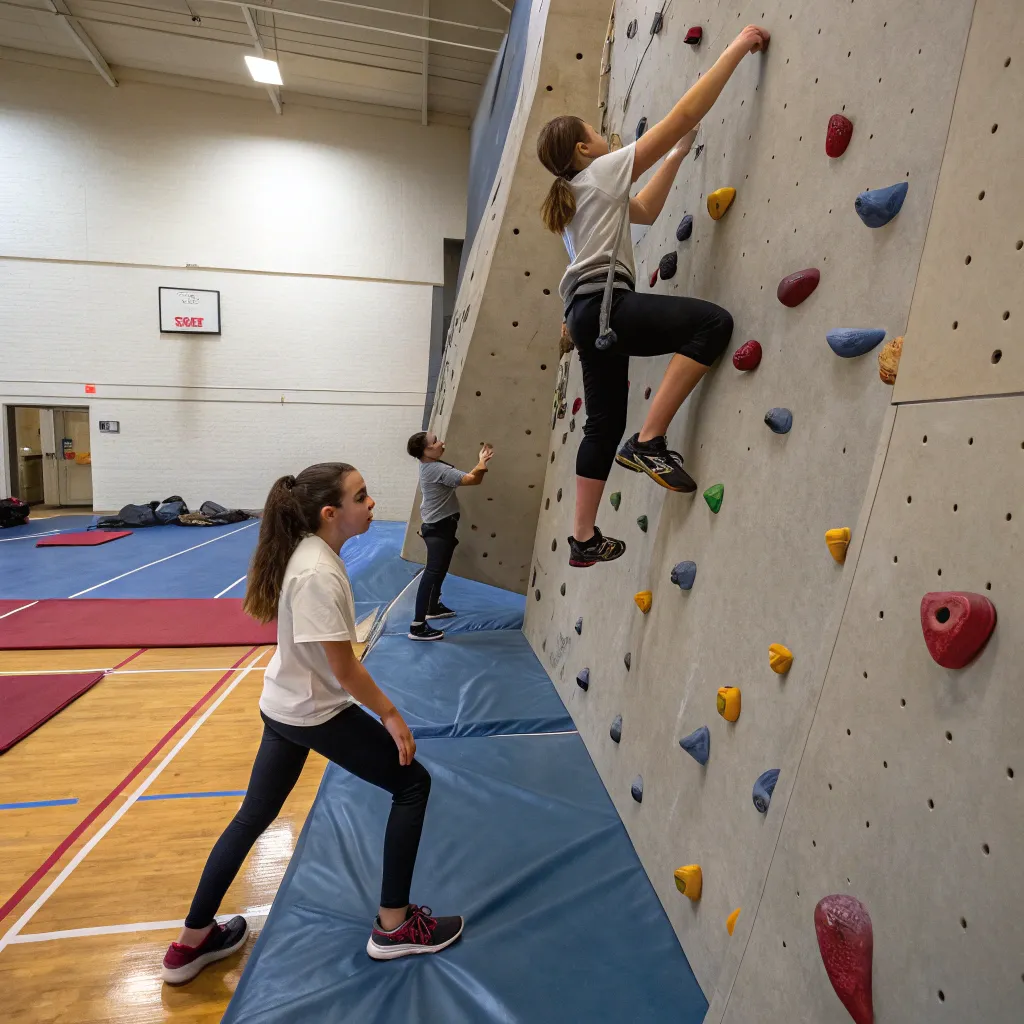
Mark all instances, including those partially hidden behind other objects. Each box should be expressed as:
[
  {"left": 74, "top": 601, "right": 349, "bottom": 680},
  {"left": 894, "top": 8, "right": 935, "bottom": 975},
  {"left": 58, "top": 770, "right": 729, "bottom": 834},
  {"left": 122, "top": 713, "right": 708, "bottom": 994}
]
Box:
[
  {"left": 426, "top": 603, "right": 456, "bottom": 620},
  {"left": 568, "top": 527, "right": 626, "bottom": 568},
  {"left": 367, "top": 905, "right": 464, "bottom": 961},
  {"left": 161, "top": 916, "right": 248, "bottom": 984},
  {"left": 408, "top": 623, "right": 445, "bottom": 641},
  {"left": 615, "top": 434, "right": 697, "bottom": 492}
]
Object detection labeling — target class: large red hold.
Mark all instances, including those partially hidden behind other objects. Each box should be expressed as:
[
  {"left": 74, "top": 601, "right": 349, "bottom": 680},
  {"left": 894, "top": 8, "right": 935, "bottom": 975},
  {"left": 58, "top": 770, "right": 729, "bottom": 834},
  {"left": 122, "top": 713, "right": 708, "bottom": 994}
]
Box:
[
  {"left": 826, "top": 114, "right": 854, "bottom": 158},
  {"left": 684, "top": 26, "right": 702, "bottom": 44},
  {"left": 815, "top": 894, "right": 874, "bottom": 1024},
  {"left": 571, "top": 397, "right": 582, "bottom": 415},
  {"left": 920, "top": 592, "right": 997, "bottom": 669},
  {"left": 732, "top": 340, "right": 762, "bottom": 371},
  {"left": 777, "top": 268, "right": 821, "bottom": 307}
]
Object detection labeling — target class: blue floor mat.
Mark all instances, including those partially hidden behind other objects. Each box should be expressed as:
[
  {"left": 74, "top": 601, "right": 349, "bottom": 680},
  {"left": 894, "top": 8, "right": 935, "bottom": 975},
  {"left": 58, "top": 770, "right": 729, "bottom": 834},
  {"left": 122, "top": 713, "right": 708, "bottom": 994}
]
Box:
[
  {"left": 223, "top": 734, "right": 708, "bottom": 1024},
  {"left": 383, "top": 571, "right": 525, "bottom": 635}
]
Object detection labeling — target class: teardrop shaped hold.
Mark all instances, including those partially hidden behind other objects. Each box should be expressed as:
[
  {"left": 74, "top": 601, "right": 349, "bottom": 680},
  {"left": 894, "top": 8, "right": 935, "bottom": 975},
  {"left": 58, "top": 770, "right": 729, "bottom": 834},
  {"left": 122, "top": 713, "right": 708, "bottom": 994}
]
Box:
[
  {"left": 825, "top": 113, "right": 854, "bottom": 157},
  {"left": 764, "top": 408, "right": 793, "bottom": 434},
  {"left": 659, "top": 251, "right": 678, "bottom": 280},
  {"left": 855, "top": 181, "right": 908, "bottom": 228},
  {"left": 726, "top": 907, "right": 741, "bottom": 935},
  {"left": 670, "top": 560, "right": 697, "bottom": 590},
  {"left": 644, "top": 386, "right": 652, "bottom": 399},
  {"left": 609, "top": 491, "right": 621, "bottom": 510},
  {"left": 574, "top": 616, "right": 583, "bottom": 635},
  {"left": 649, "top": 267, "right": 659, "bottom": 287},
  {"left": 826, "top": 527, "right": 851, "bottom": 563},
  {"left": 878, "top": 335, "right": 903, "bottom": 385},
  {"left": 576, "top": 668, "right": 590, "bottom": 691},
  {"left": 678, "top": 725, "right": 710, "bottom": 764},
  {"left": 673, "top": 864, "right": 702, "bottom": 901},
  {"left": 676, "top": 213, "right": 693, "bottom": 241},
  {"left": 752, "top": 768, "right": 780, "bottom": 813},
  {"left": 572, "top": 396, "right": 582, "bottom": 415},
  {"left": 610, "top": 715, "right": 622, "bottom": 743},
  {"left": 634, "top": 591, "right": 652, "bottom": 614},
  {"left": 636, "top": 116, "right": 648, "bottom": 139},
  {"left": 920, "top": 592, "right": 997, "bottom": 669},
  {"left": 827, "top": 328, "right": 887, "bottom": 358},
  {"left": 630, "top": 775, "right": 644, "bottom": 802},
  {"left": 707, "top": 186, "right": 736, "bottom": 220},
  {"left": 815, "top": 895, "right": 874, "bottom": 1024},
  {"left": 703, "top": 483, "right": 724, "bottom": 514},
  {"left": 624, "top": 651, "right": 631, "bottom": 671},
  {"left": 732, "top": 339, "right": 762, "bottom": 371},
  {"left": 777, "top": 267, "right": 820, "bottom": 307},
  {"left": 625, "top": 17, "right": 637, "bottom": 38},
  {"left": 636, "top": 515, "right": 648, "bottom": 533},
  {"left": 717, "top": 686, "right": 741, "bottom": 722},
  {"left": 768, "top": 643, "right": 793, "bottom": 674},
  {"left": 559, "top": 582, "right": 566, "bottom": 596}
]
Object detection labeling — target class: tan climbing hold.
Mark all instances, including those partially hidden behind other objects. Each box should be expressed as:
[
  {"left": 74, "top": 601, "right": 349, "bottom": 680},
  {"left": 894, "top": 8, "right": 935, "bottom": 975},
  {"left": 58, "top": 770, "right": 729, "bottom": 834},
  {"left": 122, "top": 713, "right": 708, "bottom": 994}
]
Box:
[
  {"left": 727, "top": 907, "right": 741, "bottom": 935},
  {"left": 878, "top": 334, "right": 903, "bottom": 385},
  {"left": 634, "top": 591, "right": 652, "bottom": 614},
  {"left": 825, "top": 527, "right": 851, "bottom": 564},
  {"left": 717, "top": 686, "right": 741, "bottom": 722},
  {"left": 768, "top": 643, "right": 793, "bottom": 675},
  {"left": 674, "top": 864, "right": 703, "bottom": 901},
  {"left": 707, "top": 187, "right": 736, "bottom": 220}
]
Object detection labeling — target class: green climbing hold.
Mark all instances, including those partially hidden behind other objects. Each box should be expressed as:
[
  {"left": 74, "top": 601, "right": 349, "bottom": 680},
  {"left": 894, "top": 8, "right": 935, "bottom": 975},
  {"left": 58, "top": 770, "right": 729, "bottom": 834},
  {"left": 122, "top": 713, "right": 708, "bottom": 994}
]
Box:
[
  {"left": 703, "top": 483, "right": 724, "bottom": 514},
  {"left": 610, "top": 492, "right": 621, "bottom": 511},
  {"left": 637, "top": 515, "right": 648, "bottom": 533}
]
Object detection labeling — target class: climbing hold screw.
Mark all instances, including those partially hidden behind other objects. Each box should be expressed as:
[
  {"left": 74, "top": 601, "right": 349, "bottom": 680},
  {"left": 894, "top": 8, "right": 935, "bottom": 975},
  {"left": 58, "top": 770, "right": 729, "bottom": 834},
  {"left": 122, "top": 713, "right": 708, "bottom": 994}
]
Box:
[
  {"left": 636, "top": 515, "right": 648, "bottom": 533},
  {"left": 769, "top": 643, "right": 793, "bottom": 674},
  {"left": 631, "top": 775, "right": 644, "bottom": 802},
  {"left": 676, "top": 213, "right": 693, "bottom": 241},
  {"left": 815, "top": 894, "right": 874, "bottom": 1024},
  {"left": 920, "top": 592, "right": 997, "bottom": 669},
  {"left": 764, "top": 408, "right": 793, "bottom": 434},
  {"left": 878, "top": 335, "right": 903, "bottom": 385},
  {"left": 679, "top": 725, "right": 710, "bottom": 764},
  {"left": 572, "top": 397, "right": 582, "bottom": 415},
  {"left": 624, "top": 651, "right": 631, "bottom": 671},
  {"left": 825, "top": 113, "right": 854, "bottom": 158},
  {"left": 726, "top": 907, "right": 741, "bottom": 935},
  {"left": 673, "top": 864, "right": 702, "bottom": 900},
  {"left": 717, "top": 686, "right": 741, "bottom": 722},
  {"left": 576, "top": 668, "right": 590, "bottom": 691},
  {"left": 670, "top": 560, "right": 697, "bottom": 590},
  {"left": 707, "top": 186, "right": 736, "bottom": 220},
  {"left": 634, "top": 591, "right": 652, "bottom": 614},
  {"left": 636, "top": 116, "right": 648, "bottom": 139},
  {"left": 732, "top": 340, "right": 762, "bottom": 371},
  {"left": 753, "top": 769, "right": 780, "bottom": 813},
  {"left": 659, "top": 251, "right": 678, "bottom": 280},
  {"left": 610, "top": 715, "right": 622, "bottom": 743},
  {"left": 575, "top": 616, "right": 583, "bottom": 635},
  {"left": 855, "top": 181, "right": 908, "bottom": 228},
  {"left": 703, "top": 483, "right": 724, "bottom": 514},
  {"left": 609, "top": 491, "right": 621, "bottom": 511},
  {"left": 684, "top": 25, "right": 702, "bottom": 45},
  {"left": 777, "top": 268, "right": 820, "bottom": 307},
  {"left": 827, "top": 328, "right": 887, "bottom": 358},
  {"left": 825, "top": 528, "right": 851, "bottom": 564}
]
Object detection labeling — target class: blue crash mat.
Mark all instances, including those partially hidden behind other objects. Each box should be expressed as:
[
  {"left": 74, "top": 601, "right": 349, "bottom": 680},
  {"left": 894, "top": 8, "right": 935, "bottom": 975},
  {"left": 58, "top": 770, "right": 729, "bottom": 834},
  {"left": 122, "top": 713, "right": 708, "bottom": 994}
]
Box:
[
  {"left": 364, "top": 630, "right": 572, "bottom": 737},
  {"left": 382, "top": 571, "right": 525, "bottom": 635},
  {"left": 224, "top": 734, "right": 708, "bottom": 1024},
  {"left": 342, "top": 522, "right": 423, "bottom": 623}
]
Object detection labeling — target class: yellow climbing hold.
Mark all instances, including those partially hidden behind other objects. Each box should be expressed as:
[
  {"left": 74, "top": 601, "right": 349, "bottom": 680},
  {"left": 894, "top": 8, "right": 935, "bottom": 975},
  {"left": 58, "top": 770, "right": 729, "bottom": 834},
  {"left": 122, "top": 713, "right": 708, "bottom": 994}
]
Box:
[
  {"left": 674, "top": 864, "right": 703, "bottom": 901},
  {"left": 825, "top": 527, "right": 851, "bottom": 564},
  {"left": 707, "top": 187, "right": 736, "bottom": 220},
  {"left": 768, "top": 643, "right": 793, "bottom": 675},
  {"left": 634, "top": 591, "right": 652, "bottom": 614},
  {"left": 878, "top": 334, "right": 903, "bottom": 385},
  {"left": 726, "top": 907, "right": 741, "bottom": 935},
  {"left": 717, "top": 686, "right": 741, "bottom": 722}
]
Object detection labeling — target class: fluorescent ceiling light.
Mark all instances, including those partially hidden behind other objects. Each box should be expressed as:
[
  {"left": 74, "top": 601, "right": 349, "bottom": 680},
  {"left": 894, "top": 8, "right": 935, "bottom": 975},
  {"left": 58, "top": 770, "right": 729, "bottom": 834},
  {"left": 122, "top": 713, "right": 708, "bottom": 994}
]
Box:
[{"left": 245, "top": 55, "right": 282, "bottom": 86}]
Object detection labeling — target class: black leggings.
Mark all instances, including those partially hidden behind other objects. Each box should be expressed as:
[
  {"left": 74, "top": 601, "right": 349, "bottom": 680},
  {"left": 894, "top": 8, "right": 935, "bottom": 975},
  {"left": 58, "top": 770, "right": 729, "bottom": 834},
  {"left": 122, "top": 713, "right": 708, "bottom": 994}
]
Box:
[
  {"left": 413, "top": 514, "right": 459, "bottom": 623},
  {"left": 566, "top": 288, "right": 734, "bottom": 481},
  {"left": 184, "top": 705, "right": 431, "bottom": 928}
]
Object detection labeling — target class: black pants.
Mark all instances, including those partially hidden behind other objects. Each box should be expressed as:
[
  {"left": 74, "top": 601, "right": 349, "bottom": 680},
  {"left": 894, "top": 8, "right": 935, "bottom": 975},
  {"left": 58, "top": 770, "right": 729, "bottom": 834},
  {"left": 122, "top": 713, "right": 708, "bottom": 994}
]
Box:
[
  {"left": 566, "top": 289, "right": 734, "bottom": 481},
  {"left": 413, "top": 514, "right": 459, "bottom": 623},
  {"left": 184, "top": 705, "right": 431, "bottom": 928}
]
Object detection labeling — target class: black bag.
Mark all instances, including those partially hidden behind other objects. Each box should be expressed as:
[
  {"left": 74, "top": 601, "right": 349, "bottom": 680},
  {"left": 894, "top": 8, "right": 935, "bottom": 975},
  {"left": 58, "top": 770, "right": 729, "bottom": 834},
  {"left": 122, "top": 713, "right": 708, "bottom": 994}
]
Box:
[
  {"left": 95, "top": 501, "right": 161, "bottom": 529},
  {"left": 0, "top": 496, "right": 30, "bottom": 528},
  {"left": 177, "top": 501, "right": 253, "bottom": 527},
  {"left": 155, "top": 495, "right": 189, "bottom": 523}
]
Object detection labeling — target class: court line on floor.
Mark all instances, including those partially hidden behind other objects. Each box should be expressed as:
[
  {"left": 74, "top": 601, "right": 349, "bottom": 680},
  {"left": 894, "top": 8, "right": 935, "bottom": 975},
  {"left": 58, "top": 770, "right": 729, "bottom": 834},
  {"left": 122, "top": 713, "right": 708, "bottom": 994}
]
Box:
[
  {"left": 138, "top": 790, "right": 247, "bottom": 801},
  {"left": 0, "top": 645, "right": 264, "bottom": 938},
  {"left": 214, "top": 575, "right": 247, "bottom": 598},
  {"left": 0, "top": 601, "right": 38, "bottom": 621},
  {"left": 0, "top": 530, "right": 63, "bottom": 544},
  {"left": 0, "top": 798, "right": 79, "bottom": 810},
  {"left": 0, "top": 666, "right": 269, "bottom": 677},
  {"left": 67, "top": 521, "right": 258, "bottom": 598}
]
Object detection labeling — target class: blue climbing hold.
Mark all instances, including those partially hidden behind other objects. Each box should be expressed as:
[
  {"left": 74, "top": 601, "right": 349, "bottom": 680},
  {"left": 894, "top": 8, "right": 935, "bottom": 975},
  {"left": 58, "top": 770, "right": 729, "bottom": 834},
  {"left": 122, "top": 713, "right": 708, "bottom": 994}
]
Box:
[
  {"left": 854, "top": 181, "right": 908, "bottom": 228},
  {"left": 679, "top": 726, "right": 710, "bottom": 765},
  {"left": 764, "top": 408, "right": 793, "bottom": 434},
  {"left": 826, "top": 328, "right": 887, "bottom": 358},
  {"left": 631, "top": 775, "right": 644, "bottom": 802},
  {"left": 670, "top": 560, "right": 697, "bottom": 590},
  {"left": 576, "top": 668, "right": 590, "bottom": 692},
  {"left": 676, "top": 214, "right": 693, "bottom": 241},
  {"left": 753, "top": 769, "right": 780, "bottom": 813},
  {"left": 610, "top": 715, "right": 622, "bottom": 743},
  {"left": 636, "top": 116, "right": 648, "bottom": 140},
  {"left": 575, "top": 616, "right": 583, "bottom": 635}
]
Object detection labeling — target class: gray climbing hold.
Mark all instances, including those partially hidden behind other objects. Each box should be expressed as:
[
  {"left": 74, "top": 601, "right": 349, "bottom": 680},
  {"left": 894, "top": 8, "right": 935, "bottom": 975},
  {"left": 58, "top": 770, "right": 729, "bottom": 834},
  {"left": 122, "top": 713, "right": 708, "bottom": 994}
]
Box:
[
  {"left": 636, "top": 116, "right": 648, "bottom": 139},
  {"left": 679, "top": 726, "right": 710, "bottom": 765},
  {"left": 659, "top": 252, "right": 678, "bottom": 280},
  {"left": 826, "top": 328, "right": 887, "bottom": 358},
  {"left": 610, "top": 715, "right": 622, "bottom": 743},
  {"left": 854, "top": 181, "right": 908, "bottom": 228},
  {"left": 624, "top": 652, "right": 631, "bottom": 671},
  {"left": 670, "top": 560, "right": 697, "bottom": 590},
  {"left": 560, "top": 583, "right": 566, "bottom": 596},
  {"left": 575, "top": 616, "right": 583, "bottom": 635},
  {"left": 676, "top": 213, "right": 693, "bottom": 241},
  {"left": 626, "top": 18, "right": 637, "bottom": 38},
  {"left": 650, "top": 11, "right": 663, "bottom": 35},
  {"left": 753, "top": 769, "right": 780, "bottom": 813},
  {"left": 764, "top": 408, "right": 793, "bottom": 434},
  {"left": 576, "top": 668, "right": 590, "bottom": 691},
  {"left": 631, "top": 775, "right": 644, "bottom": 802}
]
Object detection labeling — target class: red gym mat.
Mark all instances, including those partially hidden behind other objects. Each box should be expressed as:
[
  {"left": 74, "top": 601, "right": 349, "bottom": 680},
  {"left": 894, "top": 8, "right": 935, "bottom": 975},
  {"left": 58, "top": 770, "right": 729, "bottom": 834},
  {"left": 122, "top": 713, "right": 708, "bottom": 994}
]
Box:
[
  {"left": 0, "top": 672, "right": 106, "bottom": 753},
  {"left": 0, "top": 599, "right": 277, "bottom": 650},
  {"left": 36, "top": 531, "right": 132, "bottom": 547}
]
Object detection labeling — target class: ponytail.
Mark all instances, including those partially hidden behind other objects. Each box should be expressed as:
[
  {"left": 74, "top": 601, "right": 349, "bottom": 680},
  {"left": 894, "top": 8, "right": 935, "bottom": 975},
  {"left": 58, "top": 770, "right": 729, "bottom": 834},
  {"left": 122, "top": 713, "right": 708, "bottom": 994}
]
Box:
[
  {"left": 536, "top": 114, "right": 589, "bottom": 234},
  {"left": 541, "top": 178, "right": 577, "bottom": 235},
  {"left": 243, "top": 462, "right": 354, "bottom": 623}
]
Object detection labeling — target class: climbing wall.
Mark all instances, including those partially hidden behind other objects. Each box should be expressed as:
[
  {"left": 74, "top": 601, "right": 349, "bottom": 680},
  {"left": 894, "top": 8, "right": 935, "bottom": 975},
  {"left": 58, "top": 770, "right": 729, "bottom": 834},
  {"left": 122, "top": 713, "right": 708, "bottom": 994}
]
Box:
[{"left": 523, "top": 0, "right": 987, "bottom": 1000}]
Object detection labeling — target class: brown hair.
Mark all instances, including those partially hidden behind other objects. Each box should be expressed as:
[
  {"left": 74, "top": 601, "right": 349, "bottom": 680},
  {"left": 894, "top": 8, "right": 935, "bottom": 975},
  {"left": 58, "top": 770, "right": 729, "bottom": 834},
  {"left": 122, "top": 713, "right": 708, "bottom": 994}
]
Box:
[
  {"left": 243, "top": 462, "right": 355, "bottom": 623},
  {"left": 537, "top": 115, "right": 588, "bottom": 234},
  {"left": 406, "top": 431, "right": 429, "bottom": 459}
]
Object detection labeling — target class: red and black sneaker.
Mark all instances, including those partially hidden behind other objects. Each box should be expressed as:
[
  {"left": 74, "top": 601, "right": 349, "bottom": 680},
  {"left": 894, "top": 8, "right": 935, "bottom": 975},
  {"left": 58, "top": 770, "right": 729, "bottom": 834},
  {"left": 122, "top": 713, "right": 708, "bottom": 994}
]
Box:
[
  {"left": 568, "top": 527, "right": 626, "bottom": 567},
  {"left": 161, "top": 916, "right": 248, "bottom": 984},
  {"left": 366, "top": 905, "right": 464, "bottom": 961}
]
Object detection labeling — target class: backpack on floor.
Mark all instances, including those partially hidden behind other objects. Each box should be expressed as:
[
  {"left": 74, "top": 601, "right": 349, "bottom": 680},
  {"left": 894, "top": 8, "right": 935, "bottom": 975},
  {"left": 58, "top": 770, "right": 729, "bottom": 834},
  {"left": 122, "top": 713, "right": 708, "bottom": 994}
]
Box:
[
  {"left": 155, "top": 495, "right": 189, "bottom": 523},
  {"left": 95, "top": 501, "right": 161, "bottom": 529},
  {"left": 0, "top": 496, "right": 30, "bottom": 528},
  {"left": 178, "top": 502, "right": 253, "bottom": 527}
]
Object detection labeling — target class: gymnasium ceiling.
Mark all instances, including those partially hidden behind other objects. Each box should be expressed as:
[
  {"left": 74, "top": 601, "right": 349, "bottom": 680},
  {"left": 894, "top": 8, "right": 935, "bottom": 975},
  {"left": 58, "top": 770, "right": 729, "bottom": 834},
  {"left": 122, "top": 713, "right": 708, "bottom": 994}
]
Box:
[{"left": 0, "top": 0, "right": 511, "bottom": 122}]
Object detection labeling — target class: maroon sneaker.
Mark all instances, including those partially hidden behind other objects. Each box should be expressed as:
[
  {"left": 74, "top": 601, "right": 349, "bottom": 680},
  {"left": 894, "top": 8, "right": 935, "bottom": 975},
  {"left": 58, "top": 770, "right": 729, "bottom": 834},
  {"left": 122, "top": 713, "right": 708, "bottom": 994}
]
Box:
[
  {"left": 161, "top": 916, "right": 248, "bottom": 984},
  {"left": 366, "top": 905, "right": 464, "bottom": 960}
]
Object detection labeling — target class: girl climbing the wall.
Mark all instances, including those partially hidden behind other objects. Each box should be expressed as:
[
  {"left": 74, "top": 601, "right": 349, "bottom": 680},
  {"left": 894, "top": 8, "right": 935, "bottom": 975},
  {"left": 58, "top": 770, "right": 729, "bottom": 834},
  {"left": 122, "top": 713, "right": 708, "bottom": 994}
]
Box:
[
  {"left": 162, "top": 463, "right": 463, "bottom": 984},
  {"left": 406, "top": 432, "right": 494, "bottom": 641},
  {"left": 537, "top": 24, "right": 770, "bottom": 568}
]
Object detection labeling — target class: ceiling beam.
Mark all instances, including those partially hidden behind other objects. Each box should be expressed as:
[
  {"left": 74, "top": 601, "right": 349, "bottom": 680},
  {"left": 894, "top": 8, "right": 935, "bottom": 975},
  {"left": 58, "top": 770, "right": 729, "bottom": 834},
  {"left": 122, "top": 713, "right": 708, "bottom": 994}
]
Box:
[
  {"left": 420, "top": 0, "right": 428, "bottom": 126},
  {"left": 241, "top": 5, "right": 282, "bottom": 114},
  {"left": 47, "top": 0, "right": 117, "bottom": 86},
  {"left": 314, "top": 0, "right": 505, "bottom": 36}
]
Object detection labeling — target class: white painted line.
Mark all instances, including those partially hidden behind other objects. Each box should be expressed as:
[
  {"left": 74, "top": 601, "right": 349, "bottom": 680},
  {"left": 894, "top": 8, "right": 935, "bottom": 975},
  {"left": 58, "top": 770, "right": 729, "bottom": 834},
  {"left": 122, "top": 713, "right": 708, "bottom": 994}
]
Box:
[
  {"left": 0, "top": 601, "right": 38, "bottom": 621},
  {"left": 10, "top": 908, "right": 272, "bottom": 944},
  {"left": 0, "top": 648, "right": 269, "bottom": 954},
  {"left": 214, "top": 575, "right": 247, "bottom": 599},
  {"left": 68, "top": 521, "right": 258, "bottom": 598},
  {"left": 0, "top": 666, "right": 269, "bottom": 677},
  {"left": 0, "top": 529, "right": 63, "bottom": 543}
]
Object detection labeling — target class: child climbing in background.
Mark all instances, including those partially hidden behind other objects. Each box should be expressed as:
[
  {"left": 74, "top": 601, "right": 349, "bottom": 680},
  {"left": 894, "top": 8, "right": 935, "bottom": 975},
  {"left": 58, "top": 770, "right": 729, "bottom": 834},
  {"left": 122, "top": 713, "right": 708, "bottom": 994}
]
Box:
[
  {"left": 406, "top": 432, "right": 494, "bottom": 641},
  {"left": 537, "top": 23, "right": 770, "bottom": 568},
  {"left": 162, "top": 463, "right": 462, "bottom": 983}
]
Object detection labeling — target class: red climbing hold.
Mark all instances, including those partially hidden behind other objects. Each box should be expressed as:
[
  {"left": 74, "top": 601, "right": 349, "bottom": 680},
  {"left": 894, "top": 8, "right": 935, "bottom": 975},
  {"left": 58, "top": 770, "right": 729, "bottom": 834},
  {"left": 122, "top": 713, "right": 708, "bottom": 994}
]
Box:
[
  {"left": 684, "top": 26, "right": 702, "bottom": 45},
  {"left": 572, "top": 397, "right": 582, "bottom": 415},
  {"left": 649, "top": 268, "right": 659, "bottom": 287},
  {"left": 815, "top": 895, "right": 874, "bottom": 1024},
  {"left": 777, "top": 268, "right": 820, "bottom": 307},
  {"left": 826, "top": 114, "right": 854, "bottom": 158},
  {"left": 732, "top": 340, "right": 762, "bottom": 371},
  {"left": 920, "top": 592, "right": 997, "bottom": 669}
]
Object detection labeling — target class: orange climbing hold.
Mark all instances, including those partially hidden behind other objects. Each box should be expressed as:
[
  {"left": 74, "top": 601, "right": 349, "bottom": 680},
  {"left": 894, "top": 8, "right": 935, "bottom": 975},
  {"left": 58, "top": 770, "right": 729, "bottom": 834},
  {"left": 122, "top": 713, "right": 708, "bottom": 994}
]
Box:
[
  {"left": 878, "top": 335, "right": 903, "bottom": 385},
  {"left": 707, "top": 187, "right": 736, "bottom": 220},
  {"left": 768, "top": 643, "right": 793, "bottom": 674},
  {"left": 634, "top": 591, "right": 652, "bottom": 614},
  {"left": 717, "top": 686, "right": 741, "bottom": 722},
  {"left": 674, "top": 864, "right": 703, "bottom": 901},
  {"left": 727, "top": 907, "right": 741, "bottom": 935},
  {"left": 826, "top": 527, "right": 851, "bottom": 564}
]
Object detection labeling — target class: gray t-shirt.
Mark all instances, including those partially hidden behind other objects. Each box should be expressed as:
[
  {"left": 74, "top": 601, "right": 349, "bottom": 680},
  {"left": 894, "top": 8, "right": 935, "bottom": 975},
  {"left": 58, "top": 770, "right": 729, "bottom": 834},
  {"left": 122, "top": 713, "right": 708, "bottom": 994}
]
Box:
[
  {"left": 557, "top": 142, "right": 637, "bottom": 312},
  {"left": 418, "top": 459, "right": 465, "bottom": 523}
]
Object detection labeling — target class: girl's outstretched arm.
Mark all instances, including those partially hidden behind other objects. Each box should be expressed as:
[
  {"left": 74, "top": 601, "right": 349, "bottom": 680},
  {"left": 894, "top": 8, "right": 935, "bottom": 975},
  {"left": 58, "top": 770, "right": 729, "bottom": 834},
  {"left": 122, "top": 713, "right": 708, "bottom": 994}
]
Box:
[{"left": 631, "top": 127, "right": 698, "bottom": 224}]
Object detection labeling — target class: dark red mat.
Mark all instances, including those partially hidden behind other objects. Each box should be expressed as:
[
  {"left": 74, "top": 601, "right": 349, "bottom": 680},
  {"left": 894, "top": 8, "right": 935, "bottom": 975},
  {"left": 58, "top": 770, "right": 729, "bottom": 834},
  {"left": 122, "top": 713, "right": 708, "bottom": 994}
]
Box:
[
  {"left": 0, "top": 672, "right": 106, "bottom": 752},
  {"left": 0, "top": 599, "right": 277, "bottom": 650},
  {"left": 36, "top": 531, "right": 132, "bottom": 547}
]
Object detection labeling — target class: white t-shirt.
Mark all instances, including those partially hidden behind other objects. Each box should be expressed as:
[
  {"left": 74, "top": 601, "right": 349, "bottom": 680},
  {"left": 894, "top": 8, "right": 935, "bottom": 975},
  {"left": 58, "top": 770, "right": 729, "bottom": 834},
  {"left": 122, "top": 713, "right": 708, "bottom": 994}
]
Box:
[
  {"left": 259, "top": 534, "right": 357, "bottom": 727},
  {"left": 557, "top": 142, "right": 637, "bottom": 311}
]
